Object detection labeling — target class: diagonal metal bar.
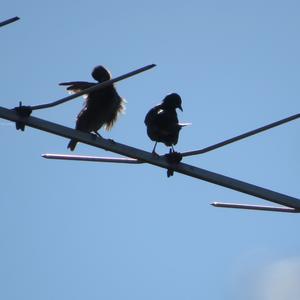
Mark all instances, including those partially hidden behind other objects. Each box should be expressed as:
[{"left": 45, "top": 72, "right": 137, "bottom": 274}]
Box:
[
  {"left": 181, "top": 113, "right": 300, "bottom": 157},
  {"left": 211, "top": 202, "right": 300, "bottom": 213},
  {"left": 29, "top": 64, "right": 156, "bottom": 110},
  {"left": 0, "top": 16, "right": 20, "bottom": 28},
  {"left": 42, "top": 153, "right": 142, "bottom": 164},
  {"left": 0, "top": 105, "right": 299, "bottom": 209}
]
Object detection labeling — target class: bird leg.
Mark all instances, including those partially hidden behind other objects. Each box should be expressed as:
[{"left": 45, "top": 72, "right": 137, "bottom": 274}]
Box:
[
  {"left": 93, "top": 131, "right": 103, "bottom": 138},
  {"left": 151, "top": 142, "right": 159, "bottom": 156},
  {"left": 91, "top": 131, "right": 115, "bottom": 144}
]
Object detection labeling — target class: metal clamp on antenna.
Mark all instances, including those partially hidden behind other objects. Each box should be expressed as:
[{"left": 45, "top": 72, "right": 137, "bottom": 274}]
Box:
[
  {"left": 13, "top": 102, "right": 32, "bottom": 131},
  {"left": 165, "top": 150, "right": 183, "bottom": 177}
]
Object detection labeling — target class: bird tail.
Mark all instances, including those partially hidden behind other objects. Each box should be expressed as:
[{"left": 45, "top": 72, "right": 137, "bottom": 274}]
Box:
[{"left": 67, "top": 139, "right": 78, "bottom": 151}]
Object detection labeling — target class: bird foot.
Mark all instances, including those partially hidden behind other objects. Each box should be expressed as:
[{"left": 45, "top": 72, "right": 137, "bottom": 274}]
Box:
[
  {"left": 108, "top": 138, "right": 116, "bottom": 144},
  {"left": 91, "top": 132, "right": 103, "bottom": 140},
  {"left": 151, "top": 151, "right": 160, "bottom": 157}
]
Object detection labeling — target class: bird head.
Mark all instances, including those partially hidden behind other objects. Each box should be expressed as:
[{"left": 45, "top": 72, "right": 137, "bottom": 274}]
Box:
[
  {"left": 162, "top": 93, "right": 183, "bottom": 111},
  {"left": 91, "top": 65, "right": 112, "bottom": 82}
]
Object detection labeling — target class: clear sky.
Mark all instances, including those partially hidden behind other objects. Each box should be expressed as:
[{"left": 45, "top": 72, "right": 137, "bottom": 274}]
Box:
[{"left": 1, "top": 1, "right": 300, "bottom": 300}]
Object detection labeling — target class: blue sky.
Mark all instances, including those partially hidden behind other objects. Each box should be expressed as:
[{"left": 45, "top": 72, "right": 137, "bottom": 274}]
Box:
[{"left": 1, "top": 1, "right": 300, "bottom": 299}]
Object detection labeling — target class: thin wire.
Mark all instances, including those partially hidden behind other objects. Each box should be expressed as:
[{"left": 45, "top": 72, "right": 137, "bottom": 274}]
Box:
[{"left": 181, "top": 113, "right": 300, "bottom": 157}]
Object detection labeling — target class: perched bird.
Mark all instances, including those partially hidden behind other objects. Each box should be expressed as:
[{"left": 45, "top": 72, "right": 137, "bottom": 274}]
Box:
[
  {"left": 59, "top": 66, "right": 125, "bottom": 151},
  {"left": 144, "top": 93, "right": 189, "bottom": 154}
]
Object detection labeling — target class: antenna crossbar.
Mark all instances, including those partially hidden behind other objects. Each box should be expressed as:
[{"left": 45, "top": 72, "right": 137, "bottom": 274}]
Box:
[
  {"left": 212, "top": 202, "right": 300, "bottom": 213},
  {"left": 42, "top": 154, "right": 142, "bottom": 164},
  {"left": 29, "top": 64, "right": 156, "bottom": 110},
  {"left": 0, "top": 16, "right": 20, "bottom": 28},
  {"left": 181, "top": 113, "right": 300, "bottom": 157}
]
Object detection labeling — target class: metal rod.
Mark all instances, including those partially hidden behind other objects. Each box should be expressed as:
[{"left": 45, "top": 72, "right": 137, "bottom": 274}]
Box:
[
  {"left": 0, "top": 16, "right": 20, "bottom": 28},
  {"left": 29, "top": 64, "right": 156, "bottom": 110},
  {"left": 181, "top": 113, "right": 300, "bottom": 157},
  {"left": 211, "top": 202, "right": 300, "bottom": 213},
  {"left": 42, "top": 153, "right": 142, "bottom": 164},
  {"left": 0, "top": 106, "right": 299, "bottom": 209}
]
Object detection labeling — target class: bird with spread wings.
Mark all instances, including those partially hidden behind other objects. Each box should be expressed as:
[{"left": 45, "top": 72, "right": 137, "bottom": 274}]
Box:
[{"left": 59, "top": 65, "right": 125, "bottom": 151}]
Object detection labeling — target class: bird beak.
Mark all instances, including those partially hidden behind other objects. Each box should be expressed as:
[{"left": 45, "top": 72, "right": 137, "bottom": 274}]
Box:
[{"left": 179, "top": 105, "right": 183, "bottom": 112}]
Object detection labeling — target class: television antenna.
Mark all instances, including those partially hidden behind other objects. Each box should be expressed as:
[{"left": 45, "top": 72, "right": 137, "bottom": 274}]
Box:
[{"left": 1, "top": 17, "right": 299, "bottom": 213}]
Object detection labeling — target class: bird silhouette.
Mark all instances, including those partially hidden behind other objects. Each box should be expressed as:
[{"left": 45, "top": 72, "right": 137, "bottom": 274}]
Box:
[
  {"left": 59, "top": 66, "right": 125, "bottom": 151},
  {"left": 144, "top": 93, "right": 189, "bottom": 154}
]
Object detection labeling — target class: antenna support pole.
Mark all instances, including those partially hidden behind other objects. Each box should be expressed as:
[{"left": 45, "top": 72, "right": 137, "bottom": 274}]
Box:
[{"left": 0, "top": 105, "right": 299, "bottom": 209}]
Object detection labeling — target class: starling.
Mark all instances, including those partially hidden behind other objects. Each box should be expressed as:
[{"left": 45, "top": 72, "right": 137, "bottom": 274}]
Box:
[
  {"left": 59, "top": 66, "right": 125, "bottom": 151},
  {"left": 144, "top": 93, "right": 189, "bottom": 154}
]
